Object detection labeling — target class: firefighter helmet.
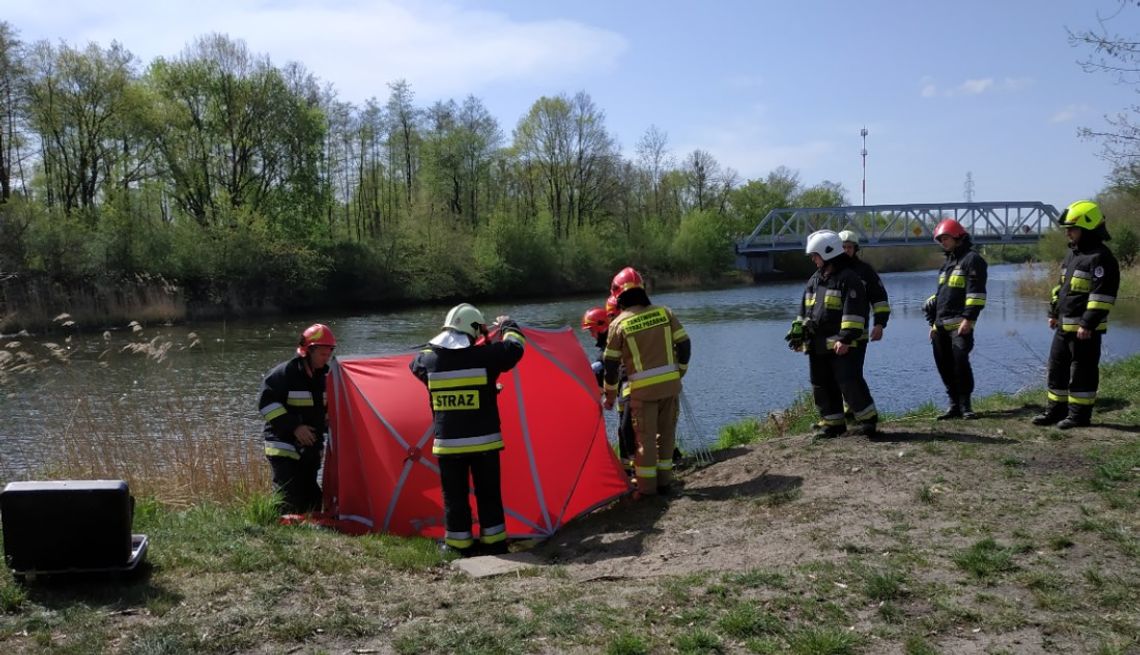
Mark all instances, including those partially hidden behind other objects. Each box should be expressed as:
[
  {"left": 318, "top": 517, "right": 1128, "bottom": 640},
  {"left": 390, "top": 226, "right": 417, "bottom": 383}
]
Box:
[
  {"left": 610, "top": 267, "right": 644, "bottom": 296},
  {"left": 297, "top": 323, "right": 337, "bottom": 357},
  {"left": 805, "top": 230, "right": 844, "bottom": 261},
  {"left": 838, "top": 230, "right": 859, "bottom": 245},
  {"left": 581, "top": 307, "right": 609, "bottom": 338},
  {"left": 1058, "top": 200, "right": 1104, "bottom": 231},
  {"left": 604, "top": 294, "right": 620, "bottom": 320},
  {"left": 933, "top": 218, "right": 967, "bottom": 241},
  {"left": 442, "top": 303, "right": 486, "bottom": 338}
]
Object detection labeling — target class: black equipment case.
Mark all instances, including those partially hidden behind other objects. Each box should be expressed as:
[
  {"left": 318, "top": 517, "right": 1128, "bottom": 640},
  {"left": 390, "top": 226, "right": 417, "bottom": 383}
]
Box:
[{"left": 1, "top": 480, "right": 148, "bottom": 578}]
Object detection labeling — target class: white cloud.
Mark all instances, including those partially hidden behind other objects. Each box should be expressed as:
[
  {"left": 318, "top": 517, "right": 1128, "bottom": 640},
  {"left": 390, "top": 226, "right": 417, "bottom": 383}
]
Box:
[
  {"left": 958, "top": 78, "right": 994, "bottom": 95},
  {"left": 8, "top": 0, "right": 628, "bottom": 103},
  {"left": 919, "top": 75, "right": 1034, "bottom": 98},
  {"left": 1050, "top": 104, "right": 1090, "bottom": 123}
]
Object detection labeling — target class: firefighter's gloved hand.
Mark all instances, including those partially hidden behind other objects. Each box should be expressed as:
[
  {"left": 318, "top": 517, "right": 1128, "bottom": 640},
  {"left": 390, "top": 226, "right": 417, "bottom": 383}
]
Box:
[
  {"left": 784, "top": 319, "right": 803, "bottom": 349},
  {"left": 1049, "top": 285, "right": 1060, "bottom": 317}
]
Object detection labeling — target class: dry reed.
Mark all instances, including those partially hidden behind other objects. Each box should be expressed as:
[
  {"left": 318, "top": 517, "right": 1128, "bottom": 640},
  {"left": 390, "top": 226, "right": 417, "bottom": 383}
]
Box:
[
  {"left": 34, "top": 396, "right": 271, "bottom": 508},
  {"left": 2, "top": 321, "right": 271, "bottom": 507}
]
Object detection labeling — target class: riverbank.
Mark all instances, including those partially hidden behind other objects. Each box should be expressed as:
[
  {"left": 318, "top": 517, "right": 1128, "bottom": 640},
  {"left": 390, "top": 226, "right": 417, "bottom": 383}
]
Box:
[
  {"left": 0, "top": 269, "right": 754, "bottom": 335},
  {"left": 1, "top": 357, "right": 1136, "bottom": 654}
]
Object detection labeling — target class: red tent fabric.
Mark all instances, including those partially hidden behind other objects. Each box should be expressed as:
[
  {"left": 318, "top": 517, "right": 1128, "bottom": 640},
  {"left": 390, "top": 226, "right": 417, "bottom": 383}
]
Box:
[{"left": 323, "top": 326, "right": 630, "bottom": 540}]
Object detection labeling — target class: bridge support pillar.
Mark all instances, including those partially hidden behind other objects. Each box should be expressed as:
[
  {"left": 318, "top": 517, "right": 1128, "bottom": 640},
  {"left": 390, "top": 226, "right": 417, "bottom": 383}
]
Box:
[{"left": 736, "top": 253, "right": 777, "bottom": 277}]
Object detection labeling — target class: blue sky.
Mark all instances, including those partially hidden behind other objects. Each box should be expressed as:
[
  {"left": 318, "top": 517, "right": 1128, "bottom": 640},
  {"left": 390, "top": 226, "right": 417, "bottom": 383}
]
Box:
[{"left": 7, "top": 0, "right": 1138, "bottom": 210}]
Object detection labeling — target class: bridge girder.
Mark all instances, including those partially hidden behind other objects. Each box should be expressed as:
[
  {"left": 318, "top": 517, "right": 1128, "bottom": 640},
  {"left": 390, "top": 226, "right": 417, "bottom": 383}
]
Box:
[{"left": 736, "top": 201, "right": 1060, "bottom": 254}]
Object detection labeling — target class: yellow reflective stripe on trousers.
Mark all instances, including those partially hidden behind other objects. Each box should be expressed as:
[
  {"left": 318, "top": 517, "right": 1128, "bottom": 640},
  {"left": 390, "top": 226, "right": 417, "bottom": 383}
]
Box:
[
  {"left": 636, "top": 466, "right": 657, "bottom": 478},
  {"left": 1068, "top": 391, "right": 1096, "bottom": 406},
  {"left": 480, "top": 523, "right": 507, "bottom": 544},
  {"left": 1047, "top": 389, "right": 1068, "bottom": 403},
  {"left": 446, "top": 530, "right": 474, "bottom": 549},
  {"left": 820, "top": 413, "right": 845, "bottom": 427}
]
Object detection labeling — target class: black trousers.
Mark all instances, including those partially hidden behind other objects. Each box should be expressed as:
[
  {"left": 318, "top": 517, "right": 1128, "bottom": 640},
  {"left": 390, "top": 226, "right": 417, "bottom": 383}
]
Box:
[
  {"left": 268, "top": 445, "right": 323, "bottom": 514},
  {"left": 809, "top": 345, "right": 876, "bottom": 427},
  {"left": 439, "top": 451, "right": 505, "bottom": 546},
  {"left": 932, "top": 329, "right": 974, "bottom": 404},
  {"left": 618, "top": 401, "right": 636, "bottom": 465},
  {"left": 1046, "top": 330, "right": 1102, "bottom": 420}
]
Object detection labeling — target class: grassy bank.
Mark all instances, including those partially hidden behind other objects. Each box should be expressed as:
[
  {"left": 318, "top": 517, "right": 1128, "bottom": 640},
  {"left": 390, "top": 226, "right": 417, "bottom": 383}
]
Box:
[{"left": 0, "top": 357, "right": 1137, "bottom": 654}]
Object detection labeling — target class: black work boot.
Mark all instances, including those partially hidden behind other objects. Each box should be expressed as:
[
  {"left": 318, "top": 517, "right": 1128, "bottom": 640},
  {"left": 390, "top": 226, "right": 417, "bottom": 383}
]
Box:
[
  {"left": 812, "top": 424, "right": 845, "bottom": 440},
  {"left": 1057, "top": 407, "right": 1092, "bottom": 430},
  {"left": 1032, "top": 402, "right": 1068, "bottom": 426},
  {"left": 848, "top": 422, "right": 878, "bottom": 437},
  {"left": 935, "top": 405, "right": 962, "bottom": 421},
  {"left": 960, "top": 397, "right": 977, "bottom": 420}
]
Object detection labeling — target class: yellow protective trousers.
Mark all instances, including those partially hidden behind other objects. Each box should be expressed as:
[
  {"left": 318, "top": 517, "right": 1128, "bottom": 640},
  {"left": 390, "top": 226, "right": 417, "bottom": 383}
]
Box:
[{"left": 629, "top": 395, "right": 680, "bottom": 494}]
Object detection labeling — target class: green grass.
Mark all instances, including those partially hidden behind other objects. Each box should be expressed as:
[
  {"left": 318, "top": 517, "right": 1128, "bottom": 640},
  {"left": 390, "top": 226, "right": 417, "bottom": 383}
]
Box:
[{"left": 953, "top": 538, "right": 1018, "bottom": 580}]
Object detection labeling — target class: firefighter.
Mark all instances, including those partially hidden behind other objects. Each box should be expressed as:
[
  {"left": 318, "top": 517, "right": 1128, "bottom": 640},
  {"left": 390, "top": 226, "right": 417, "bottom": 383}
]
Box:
[
  {"left": 1032, "top": 200, "right": 1119, "bottom": 429},
  {"left": 926, "top": 218, "right": 988, "bottom": 420},
  {"left": 789, "top": 230, "right": 878, "bottom": 439},
  {"left": 838, "top": 230, "right": 891, "bottom": 419},
  {"left": 603, "top": 267, "right": 691, "bottom": 496},
  {"left": 258, "top": 323, "right": 336, "bottom": 514},
  {"left": 410, "top": 303, "right": 526, "bottom": 557},
  {"left": 581, "top": 305, "right": 610, "bottom": 387}
]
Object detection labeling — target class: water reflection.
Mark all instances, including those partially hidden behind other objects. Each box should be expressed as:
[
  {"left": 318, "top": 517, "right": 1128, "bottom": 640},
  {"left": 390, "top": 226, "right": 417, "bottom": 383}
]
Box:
[{"left": 2, "top": 264, "right": 1139, "bottom": 472}]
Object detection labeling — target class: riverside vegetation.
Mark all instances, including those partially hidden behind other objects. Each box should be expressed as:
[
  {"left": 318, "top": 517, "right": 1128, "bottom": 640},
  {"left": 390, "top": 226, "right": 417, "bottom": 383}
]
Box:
[
  {"left": 0, "top": 311, "right": 1137, "bottom": 653},
  {"left": 3, "top": 19, "right": 1139, "bottom": 334}
]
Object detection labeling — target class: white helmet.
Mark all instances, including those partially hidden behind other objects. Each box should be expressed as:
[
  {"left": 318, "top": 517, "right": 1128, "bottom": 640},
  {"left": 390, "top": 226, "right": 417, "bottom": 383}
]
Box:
[
  {"left": 805, "top": 230, "right": 844, "bottom": 261},
  {"left": 442, "top": 303, "right": 486, "bottom": 337},
  {"left": 838, "top": 230, "right": 859, "bottom": 246}
]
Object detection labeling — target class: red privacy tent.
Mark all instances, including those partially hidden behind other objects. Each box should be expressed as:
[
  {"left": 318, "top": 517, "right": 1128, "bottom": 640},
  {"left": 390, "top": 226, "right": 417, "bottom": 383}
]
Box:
[{"left": 323, "top": 326, "right": 630, "bottom": 540}]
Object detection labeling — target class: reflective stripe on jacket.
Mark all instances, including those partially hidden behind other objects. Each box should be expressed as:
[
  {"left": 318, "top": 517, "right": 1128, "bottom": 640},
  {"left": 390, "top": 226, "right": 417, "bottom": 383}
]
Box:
[
  {"left": 934, "top": 243, "right": 987, "bottom": 324},
  {"left": 409, "top": 325, "right": 526, "bottom": 456},
  {"left": 258, "top": 356, "right": 328, "bottom": 459},
  {"left": 849, "top": 257, "right": 891, "bottom": 330},
  {"left": 1051, "top": 239, "right": 1119, "bottom": 333},
  {"left": 603, "top": 305, "right": 689, "bottom": 401},
  {"left": 798, "top": 258, "right": 868, "bottom": 352}
]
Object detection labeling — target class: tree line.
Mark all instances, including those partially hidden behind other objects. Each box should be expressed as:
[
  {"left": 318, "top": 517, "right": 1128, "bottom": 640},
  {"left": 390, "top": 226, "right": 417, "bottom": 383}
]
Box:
[{"left": 0, "top": 24, "right": 848, "bottom": 315}]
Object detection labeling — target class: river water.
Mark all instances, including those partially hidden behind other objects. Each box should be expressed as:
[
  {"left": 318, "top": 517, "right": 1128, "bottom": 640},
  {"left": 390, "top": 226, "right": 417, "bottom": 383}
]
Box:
[{"left": 2, "top": 264, "right": 1138, "bottom": 472}]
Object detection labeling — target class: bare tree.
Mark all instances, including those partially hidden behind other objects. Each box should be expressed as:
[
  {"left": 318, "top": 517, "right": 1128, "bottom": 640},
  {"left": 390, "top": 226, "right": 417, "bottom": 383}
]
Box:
[{"left": 1070, "top": 2, "right": 1140, "bottom": 188}]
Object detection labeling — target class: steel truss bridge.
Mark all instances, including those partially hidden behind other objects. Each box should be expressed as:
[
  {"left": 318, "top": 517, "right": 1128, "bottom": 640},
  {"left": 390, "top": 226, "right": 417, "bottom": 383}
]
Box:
[{"left": 735, "top": 201, "right": 1059, "bottom": 274}]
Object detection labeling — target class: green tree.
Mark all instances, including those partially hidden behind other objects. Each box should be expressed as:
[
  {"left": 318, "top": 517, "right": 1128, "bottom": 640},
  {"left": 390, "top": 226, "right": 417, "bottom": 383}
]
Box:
[
  {"left": 0, "top": 21, "right": 28, "bottom": 202},
  {"left": 24, "top": 39, "right": 138, "bottom": 215},
  {"left": 144, "top": 34, "right": 326, "bottom": 230}
]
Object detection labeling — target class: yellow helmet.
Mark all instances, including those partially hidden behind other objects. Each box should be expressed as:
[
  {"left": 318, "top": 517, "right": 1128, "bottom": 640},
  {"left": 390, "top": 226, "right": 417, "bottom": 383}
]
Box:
[{"left": 1059, "top": 200, "right": 1104, "bottom": 231}]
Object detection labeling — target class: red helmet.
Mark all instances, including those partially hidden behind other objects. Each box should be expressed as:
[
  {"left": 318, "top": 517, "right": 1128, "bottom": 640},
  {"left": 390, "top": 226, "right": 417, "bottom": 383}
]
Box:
[
  {"left": 604, "top": 294, "right": 620, "bottom": 320},
  {"left": 581, "top": 307, "right": 609, "bottom": 338},
  {"left": 297, "top": 323, "right": 336, "bottom": 357},
  {"left": 933, "top": 218, "right": 967, "bottom": 241},
  {"left": 610, "top": 267, "right": 644, "bottom": 296}
]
